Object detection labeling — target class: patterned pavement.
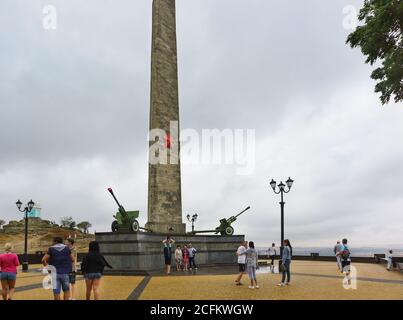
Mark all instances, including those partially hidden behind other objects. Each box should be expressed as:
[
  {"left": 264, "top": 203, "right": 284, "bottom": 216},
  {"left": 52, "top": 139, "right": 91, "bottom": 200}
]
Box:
[{"left": 1, "top": 261, "right": 402, "bottom": 300}]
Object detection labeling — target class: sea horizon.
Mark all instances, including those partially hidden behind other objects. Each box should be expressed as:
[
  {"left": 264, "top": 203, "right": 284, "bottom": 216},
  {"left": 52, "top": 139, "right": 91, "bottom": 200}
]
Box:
[{"left": 257, "top": 246, "right": 403, "bottom": 257}]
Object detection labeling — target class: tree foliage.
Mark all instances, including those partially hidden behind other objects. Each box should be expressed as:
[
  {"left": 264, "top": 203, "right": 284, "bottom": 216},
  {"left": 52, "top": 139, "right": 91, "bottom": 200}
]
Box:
[
  {"left": 77, "top": 221, "right": 92, "bottom": 234},
  {"left": 346, "top": 0, "right": 403, "bottom": 104},
  {"left": 60, "top": 216, "right": 75, "bottom": 229}
]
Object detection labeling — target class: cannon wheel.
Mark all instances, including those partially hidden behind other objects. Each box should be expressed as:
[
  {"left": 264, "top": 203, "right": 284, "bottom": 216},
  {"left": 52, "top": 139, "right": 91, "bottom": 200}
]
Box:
[
  {"left": 131, "top": 219, "right": 140, "bottom": 232},
  {"left": 111, "top": 220, "right": 119, "bottom": 232},
  {"left": 222, "top": 226, "right": 234, "bottom": 236}
]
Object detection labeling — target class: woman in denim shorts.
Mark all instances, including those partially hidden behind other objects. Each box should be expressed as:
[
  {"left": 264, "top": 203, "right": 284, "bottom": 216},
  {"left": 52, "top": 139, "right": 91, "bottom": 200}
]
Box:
[
  {"left": 0, "top": 243, "right": 20, "bottom": 300},
  {"left": 81, "top": 241, "right": 112, "bottom": 300}
]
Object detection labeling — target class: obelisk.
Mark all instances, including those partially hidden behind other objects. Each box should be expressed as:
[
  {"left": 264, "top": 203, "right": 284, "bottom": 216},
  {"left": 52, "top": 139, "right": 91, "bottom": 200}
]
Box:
[{"left": 146, "top": 0, "right": 186, "bottom": 234}]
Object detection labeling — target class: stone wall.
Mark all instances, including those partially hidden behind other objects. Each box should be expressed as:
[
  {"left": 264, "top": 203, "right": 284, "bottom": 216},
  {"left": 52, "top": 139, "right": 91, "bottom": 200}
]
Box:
[{"left": 96, "top": 231, "right": 245, "bottom": 274}]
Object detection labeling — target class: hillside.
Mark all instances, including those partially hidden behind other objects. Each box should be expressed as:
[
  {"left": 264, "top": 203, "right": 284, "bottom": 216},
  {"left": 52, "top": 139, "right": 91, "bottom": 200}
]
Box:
[{"left": 0, "top": 218, "right": 94, "bottom": 253}]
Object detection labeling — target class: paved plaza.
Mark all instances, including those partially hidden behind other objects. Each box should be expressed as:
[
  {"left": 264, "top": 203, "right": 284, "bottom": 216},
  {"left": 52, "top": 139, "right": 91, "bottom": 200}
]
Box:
[{"left": 3, "top": 261, "right": 402, "bottom": 300}]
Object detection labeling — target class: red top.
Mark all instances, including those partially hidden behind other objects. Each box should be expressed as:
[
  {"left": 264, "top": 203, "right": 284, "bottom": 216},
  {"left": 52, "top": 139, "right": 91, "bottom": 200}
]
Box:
[{"left": 0, "top": 253, "right": 20, "bottom": 273}]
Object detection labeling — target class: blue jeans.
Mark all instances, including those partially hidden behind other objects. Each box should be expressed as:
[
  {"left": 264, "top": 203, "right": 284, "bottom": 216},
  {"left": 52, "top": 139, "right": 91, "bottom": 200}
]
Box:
[
  {"left": 0, "top": 272, "right": 17, "bottom": 281},
  {"left": 53, "top": 274, "right": 70, "bottom": 295},
  {"left": 281, "top": 260, "right": 291, "bottom": 283},
  {"left": 189, "top": 257, "right": 197, "bottom": 269}
]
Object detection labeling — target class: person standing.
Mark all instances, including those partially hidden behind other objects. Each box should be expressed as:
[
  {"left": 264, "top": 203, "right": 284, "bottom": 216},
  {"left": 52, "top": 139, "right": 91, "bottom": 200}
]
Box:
[
  {"left": 42, "top": 237, "right": 74, "bottom": 300},
  {"left": 182, "top": 245, "right": 189, "bottom": 271},
  {"left": 246, "top": 241, "right": 259, "bottom": 289},
  {"left": 66, "top": 238, "right": 77, "bottom": 300},
  {"left": 278, "top": 239, "right": 292, "bottom": 287},
  {"left": 188, "top": 243, "right": 197, "bottom": 271},
  {"left": 174, "top": 245, "right": 183, "bottom": 272},
  {"left": 162, "top": 236, "right": 175, "bottom": 275},
  {"left": 337, "top": 238, "right": 352, "bottom": 285},
  {"left": 0, "top": 243, "right": 20, "bottom": 300},
  {"left": 235, "top": 241, "right": 247, "bottom": 285},
  {"left": 334, "top": 241, "right": 343, "bottom": 270},
  {"left": 387, "top": 250, "right": 393, "bottom": 271},
  {"left": 81, "top": 241, "right": 113, "bottom": 300},
  {"left": 268, "top": 243, "right": 277, "bottom": 273}
]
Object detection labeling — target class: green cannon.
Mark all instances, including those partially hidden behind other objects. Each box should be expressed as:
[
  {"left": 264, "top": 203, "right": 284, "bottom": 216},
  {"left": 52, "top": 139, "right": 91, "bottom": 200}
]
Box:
[
  {"left": 107, "top": 188, "right": 151, "bottom": 233},
  {"left": 188, "top": 206, "right": 250, "bottom": 236}
]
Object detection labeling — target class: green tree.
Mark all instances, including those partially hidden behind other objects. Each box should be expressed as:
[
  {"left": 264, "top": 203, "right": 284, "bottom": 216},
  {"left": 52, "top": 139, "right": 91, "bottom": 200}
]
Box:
[
  {"left": 77, "top": 221, "right": 92, "bottom": 234},
  {"left": 346, "top": 0, "right": 403, "bottom": 105},
  {"left": 60, "top": 216, "right": 74, "bottom": 229}
]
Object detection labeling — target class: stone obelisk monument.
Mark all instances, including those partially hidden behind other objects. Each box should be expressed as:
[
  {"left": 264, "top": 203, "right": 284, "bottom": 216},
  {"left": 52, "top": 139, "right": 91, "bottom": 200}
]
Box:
[
  {"left": 96, "top": 0, "right": 244, "bottom": 273},
  {"left": 145, "top": 0, "right": 186, "bottom": 234}
]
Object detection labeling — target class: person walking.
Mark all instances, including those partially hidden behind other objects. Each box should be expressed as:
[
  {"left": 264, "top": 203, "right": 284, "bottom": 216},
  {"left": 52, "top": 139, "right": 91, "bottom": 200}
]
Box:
[
  {"left": 268, "top": 243, "right": 277, "bottom": 273},
  {"left": 162, "top": 236, "right": 175, "bottom": 275},
  {"left": 246, "top": 241, "right": 259, "bottom": 289},
  {"left": 175, "top": 245, "right": 183, "bottom": 272},
  {"left": 235, "top": 241, "right": 247, "bottom": 285},
  {"left": 81, "top": 241, "right": 113, "bottom": 300},
  {"left": 188, "top": 243, "right": 197, "bottom": 271},
  {"left": 334, "top": 241, "right": 343, "bottom": 270},
  {"left": 387, "top": 250, "right": 393, "bottom": 271},
  {"left": 336, "top": 238, "right": 352, "bottom": 285},
  {"left": 277, "top": 239, "right": 292, "bottom": 287},
  {"left": 66, "top": 238, "right": 77, "bottom": 300},
  {"left": 182, "top": 245, "right": 189, "bottom": 271},
  {"left": 42, "top": 237, "right": 74, "bottom": 300},
  {"left": 0, "top": 243, "right": 20, "bottom": 300}
]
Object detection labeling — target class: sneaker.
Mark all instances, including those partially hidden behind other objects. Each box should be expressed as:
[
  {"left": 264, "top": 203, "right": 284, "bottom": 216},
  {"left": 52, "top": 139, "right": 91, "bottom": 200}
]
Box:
[
  {"left": 277, "top": 283, "right": 285, "bottom": 287},
  {"left": 286, "top": 282, "right": 290, "bottom": 286},
  {"left": 255, "top": 285, "right": 260, "bottom": 289},
  {"left": 236, "top": 282, "right": 243, "bottom": 286},
  {"left": 248, "top": 286, "right": 255, "bottom": 289}
]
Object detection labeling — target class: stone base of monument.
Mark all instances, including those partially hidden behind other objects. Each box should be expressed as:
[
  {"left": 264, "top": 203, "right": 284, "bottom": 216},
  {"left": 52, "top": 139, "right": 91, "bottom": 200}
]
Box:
[{"left": 95, "top": 231, "right": 245, "bottom": 275}]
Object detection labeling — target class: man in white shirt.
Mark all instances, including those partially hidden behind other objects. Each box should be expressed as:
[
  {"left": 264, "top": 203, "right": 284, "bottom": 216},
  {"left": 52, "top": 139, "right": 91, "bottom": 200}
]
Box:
[
  {"left": 334, "top": 241, "right": 343, "bottom": 270},
  {"left": 387, "top": 250, "right": 393, "bottom": 271},
  {"left": 268, "top": 243, "right": 277, "bottom": 273},
  {"left": 235, "top": 241, "right": 247, "bottom": 285}
]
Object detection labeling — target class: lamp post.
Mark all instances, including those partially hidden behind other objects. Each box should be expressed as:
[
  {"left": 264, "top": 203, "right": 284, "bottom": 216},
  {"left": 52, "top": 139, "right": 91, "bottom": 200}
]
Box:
[
  {"left": 186, "top": 213, "right": 198, "bottom": 233},
  {"left": 16, "top": 199, "right": 35, "bottom": 272},
  {"left": 269, "top": 177, "right": 294, "bottom": 260}
]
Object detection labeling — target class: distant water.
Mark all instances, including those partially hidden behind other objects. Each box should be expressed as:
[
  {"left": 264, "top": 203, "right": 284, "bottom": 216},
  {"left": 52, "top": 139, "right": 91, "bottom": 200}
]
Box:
[{"left": 257, "top": 247, "right": 403, "bottom": 257}]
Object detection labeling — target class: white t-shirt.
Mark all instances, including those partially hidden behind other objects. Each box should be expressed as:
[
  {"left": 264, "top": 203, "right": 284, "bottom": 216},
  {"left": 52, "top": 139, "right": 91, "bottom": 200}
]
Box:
[
  {"left": 268, "top": 247, "right": 277, "bottom": 256},
  {"left": 237, "top": 246, "right": 246, "bottom": 264}
]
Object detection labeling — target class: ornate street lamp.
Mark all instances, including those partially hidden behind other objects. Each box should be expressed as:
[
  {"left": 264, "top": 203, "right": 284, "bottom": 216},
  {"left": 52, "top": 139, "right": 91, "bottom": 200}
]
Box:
[
  {"left": 16, "top": 199, "right": 35, "bottom": 272},
  {"left": 269, "top": 177, "right": 294, "bottom": 260},
  {"left": 186, "top": 213, "right": 198, "bottom": 233}
]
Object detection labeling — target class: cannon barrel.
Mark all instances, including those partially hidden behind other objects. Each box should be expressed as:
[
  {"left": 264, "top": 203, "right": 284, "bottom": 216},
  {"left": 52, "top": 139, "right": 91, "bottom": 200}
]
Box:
[
  {"left": 233, "top": 206, "right": 250, "bottom": 219},
  {"left": 220, "top": 206, "right": 250, "bottom": 226},
  {"left": 107, "top": 188, "right": 128, "bottom": 217}
]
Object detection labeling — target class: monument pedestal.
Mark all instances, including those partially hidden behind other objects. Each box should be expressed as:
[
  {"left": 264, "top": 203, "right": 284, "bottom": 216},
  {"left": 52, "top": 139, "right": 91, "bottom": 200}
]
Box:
[{"left": 95, "top": 231, "right": 244, "bottom": 275}]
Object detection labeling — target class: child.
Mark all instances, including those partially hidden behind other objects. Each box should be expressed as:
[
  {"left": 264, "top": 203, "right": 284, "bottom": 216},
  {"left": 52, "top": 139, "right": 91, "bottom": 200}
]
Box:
[
  {"left": 182, "top": 245, "right": 189, "bottom": 271},
  {"left": 66, "top": 238, "right": 77, "bottom": 300},
  {"left": 387, "top": 250, "right": 393, "bottom": 271},
  {"left": 175, "top": 245, "right": 183, "bottom": 272}
]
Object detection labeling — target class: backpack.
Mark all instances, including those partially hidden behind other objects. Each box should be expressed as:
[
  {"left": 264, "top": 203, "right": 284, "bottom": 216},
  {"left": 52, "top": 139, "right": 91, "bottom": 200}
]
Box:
[{"left": 340, "top": 246, "right": 350, "bottom": 261}]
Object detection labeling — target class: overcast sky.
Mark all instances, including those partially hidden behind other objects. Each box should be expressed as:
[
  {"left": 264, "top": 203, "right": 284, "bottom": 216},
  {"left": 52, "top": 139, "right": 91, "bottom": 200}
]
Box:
[{"left": 1, "top": 0, "right": 402, "bottom": 248}]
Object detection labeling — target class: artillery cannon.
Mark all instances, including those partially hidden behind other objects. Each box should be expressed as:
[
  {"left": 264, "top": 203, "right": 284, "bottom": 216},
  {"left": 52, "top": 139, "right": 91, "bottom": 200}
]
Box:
[
  {"left": 188, "top": 206, "right": 250, "bottom": 236},
  {"left": 107, "top": 188, "right": 151, "bottom": 233}
]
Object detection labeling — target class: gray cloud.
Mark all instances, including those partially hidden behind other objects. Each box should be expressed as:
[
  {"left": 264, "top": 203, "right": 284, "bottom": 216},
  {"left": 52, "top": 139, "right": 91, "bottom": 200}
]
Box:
[{"left": 1, "top": 0, "right": 402, "bottom": 248}]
